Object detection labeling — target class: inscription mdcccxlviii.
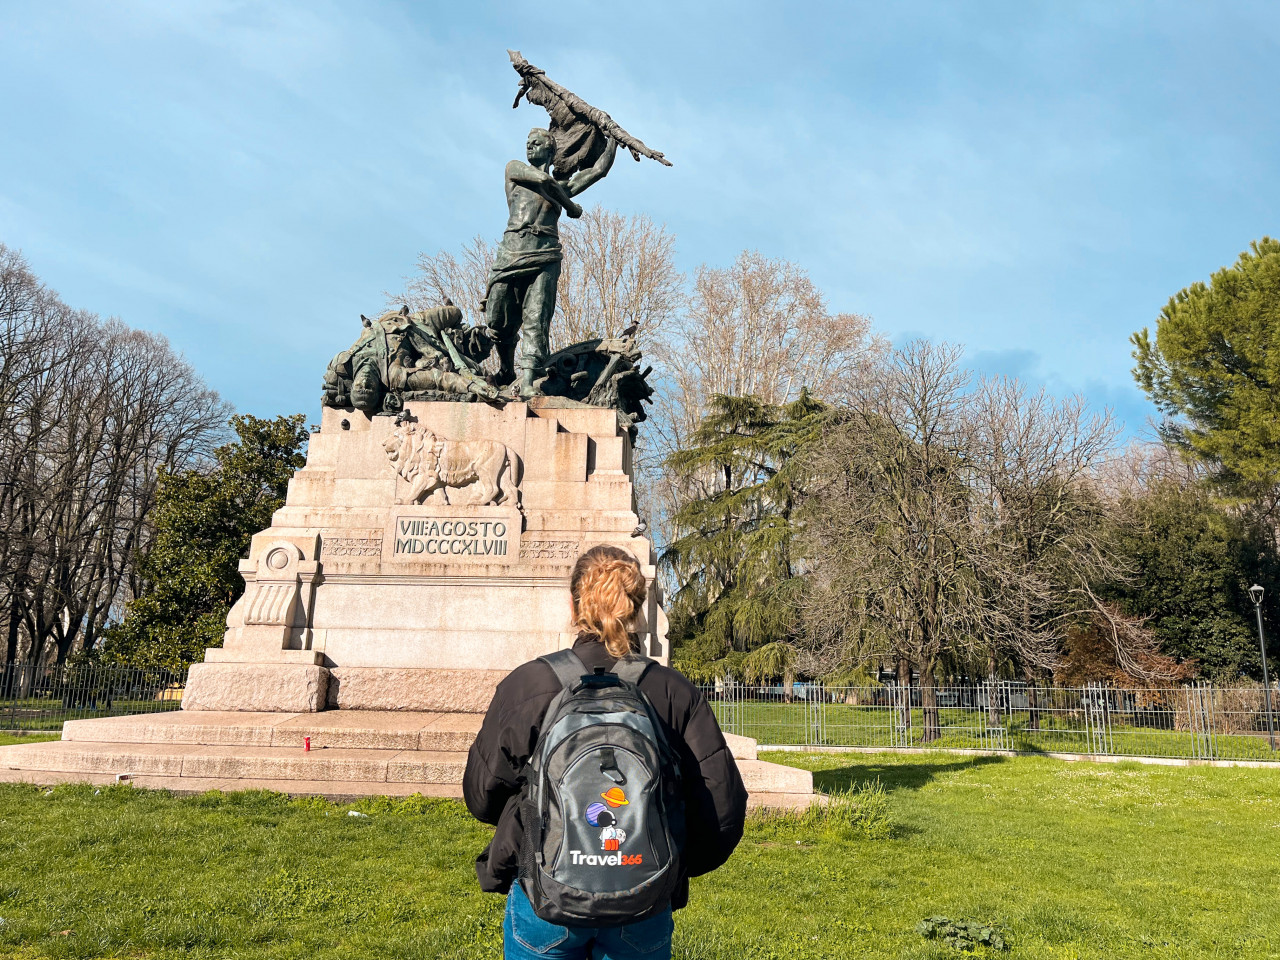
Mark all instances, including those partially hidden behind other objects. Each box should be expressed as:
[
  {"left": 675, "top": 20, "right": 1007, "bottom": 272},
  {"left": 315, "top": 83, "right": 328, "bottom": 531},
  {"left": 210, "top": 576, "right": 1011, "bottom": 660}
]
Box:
[{"left": 393, "top": 517, "right": 510, "bottom": 558}]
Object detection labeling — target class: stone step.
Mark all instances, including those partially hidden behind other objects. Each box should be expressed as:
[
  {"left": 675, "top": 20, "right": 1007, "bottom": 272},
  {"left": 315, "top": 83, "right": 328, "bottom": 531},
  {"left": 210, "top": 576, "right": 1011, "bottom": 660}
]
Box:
[
  {"left": 62, "top": 711, "right": 481, "bottom": 753},
  {"left": 9, "top": 710, "right": 813, "bottom": 802},
  {"left": 64, "top": 715, "right": 777, "bottom": 773},
  {"left": 0, "top": 766, "right": 813, "bottom": 811},
  {"left": 1, "top": 738, "right": 810, "bottom": 796},
  {"left": 732, "top": 758, "right": 813, "bottom": 794},
  {"left": 0, "top": 740, "right": 468, "bottom": 785}
]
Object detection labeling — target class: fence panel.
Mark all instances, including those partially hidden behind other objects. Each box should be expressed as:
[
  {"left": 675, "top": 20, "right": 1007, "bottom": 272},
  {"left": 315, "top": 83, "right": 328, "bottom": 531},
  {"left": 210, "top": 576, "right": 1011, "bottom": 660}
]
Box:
[
  {"left": 0, "top": 663, "right": 187, "bottom": 732},
  {"left": 698, "top": 680, "right": 1280, "bottom": 763},
  {"left": 5, "top": 664, "right": 1277, "bottom": 763}
]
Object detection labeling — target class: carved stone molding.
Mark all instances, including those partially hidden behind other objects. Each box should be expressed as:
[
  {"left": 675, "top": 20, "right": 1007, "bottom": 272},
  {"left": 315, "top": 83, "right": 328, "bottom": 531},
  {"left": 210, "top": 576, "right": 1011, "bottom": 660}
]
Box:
[
  {"left": 521, "top": 539, "right": 579, "bottom": 561},
  {"left": 243, "top": 542, "right": 308, "bottom": 627},
  {"left": 225, "top": 539, "right": 322, "bottom": 655},
  {"left": 323, "top": 536, "right": 384, "bottom": 558}
]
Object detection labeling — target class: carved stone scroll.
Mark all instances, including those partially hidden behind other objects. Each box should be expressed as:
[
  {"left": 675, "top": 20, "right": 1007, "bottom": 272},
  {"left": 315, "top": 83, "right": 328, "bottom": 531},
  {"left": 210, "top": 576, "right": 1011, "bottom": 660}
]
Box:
[{"left": 228, "top": 539, "right": 321, "bottom": 653}]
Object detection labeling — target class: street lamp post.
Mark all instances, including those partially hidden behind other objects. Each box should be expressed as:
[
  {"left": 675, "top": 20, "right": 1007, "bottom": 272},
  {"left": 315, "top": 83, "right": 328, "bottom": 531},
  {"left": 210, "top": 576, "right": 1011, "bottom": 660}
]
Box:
[{"left": 1248, "top": 584, "right": 1276, "bottom": 751}]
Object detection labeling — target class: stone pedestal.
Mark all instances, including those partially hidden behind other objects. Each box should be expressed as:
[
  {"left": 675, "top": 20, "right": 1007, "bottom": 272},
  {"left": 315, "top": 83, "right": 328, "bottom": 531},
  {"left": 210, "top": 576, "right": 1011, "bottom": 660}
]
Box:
[{"left": 182, "top": 398, "right": 668, "bottom": 713}]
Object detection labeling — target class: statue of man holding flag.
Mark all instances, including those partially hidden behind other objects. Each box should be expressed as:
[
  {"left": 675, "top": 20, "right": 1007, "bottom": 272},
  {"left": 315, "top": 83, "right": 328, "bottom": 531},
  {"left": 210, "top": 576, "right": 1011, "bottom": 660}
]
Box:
[
  {"left": 482, "top": 52, "right": 671, "bottom": 399},
  {"left": 482, "top": 127, "right": 616, "bottom": 399}
]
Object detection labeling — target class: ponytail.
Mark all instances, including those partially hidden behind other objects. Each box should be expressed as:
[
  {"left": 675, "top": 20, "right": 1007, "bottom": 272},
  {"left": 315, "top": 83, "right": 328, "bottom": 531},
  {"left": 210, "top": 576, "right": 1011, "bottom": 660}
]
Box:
[{"left": 570, "top": 545, "right": 646, "bottom": 658}]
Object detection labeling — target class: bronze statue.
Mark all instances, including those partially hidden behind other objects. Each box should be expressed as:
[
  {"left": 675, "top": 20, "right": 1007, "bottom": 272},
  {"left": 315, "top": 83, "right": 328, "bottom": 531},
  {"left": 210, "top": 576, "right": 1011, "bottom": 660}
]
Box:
[
  {"left": 322, "top": 305, "right": 496, "bottom": 413},
  {"left": 481, "top": 130, "right": 615, "bottom": 399},
  {"left": 482, "top": 52, "right": 672, "bottom": 400},
  {"left": 321, "top": 53, "right": 669, "bottom": 432}
]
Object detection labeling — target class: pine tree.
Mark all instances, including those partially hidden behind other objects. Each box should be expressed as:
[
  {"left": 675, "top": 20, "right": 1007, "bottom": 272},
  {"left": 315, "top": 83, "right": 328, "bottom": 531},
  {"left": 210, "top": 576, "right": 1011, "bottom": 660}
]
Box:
[
  {"left": 662, "top": 391, "right": 826, "bottom": 679},
  {"left": 1132, "top": 237, "right": 1280, "bottom": 503}
]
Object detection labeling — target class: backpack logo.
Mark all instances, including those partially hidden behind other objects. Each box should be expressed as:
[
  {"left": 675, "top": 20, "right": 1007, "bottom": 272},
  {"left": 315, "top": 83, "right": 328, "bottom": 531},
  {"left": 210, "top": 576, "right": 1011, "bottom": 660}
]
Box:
[{"left": 586, "top": 794, "right": 630, "bottom": 851}]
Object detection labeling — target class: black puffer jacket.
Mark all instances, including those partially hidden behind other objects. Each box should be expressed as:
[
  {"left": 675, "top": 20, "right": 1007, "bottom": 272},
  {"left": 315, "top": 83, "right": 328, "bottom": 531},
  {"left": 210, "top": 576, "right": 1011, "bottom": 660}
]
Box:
[{"left": 463, "top": 633, "right": 748, "bottom": 910}]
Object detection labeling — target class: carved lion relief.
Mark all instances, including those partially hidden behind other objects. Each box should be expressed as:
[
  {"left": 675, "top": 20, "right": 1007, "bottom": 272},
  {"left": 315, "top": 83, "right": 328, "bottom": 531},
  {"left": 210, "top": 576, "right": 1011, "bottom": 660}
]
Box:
[{"left": 382, "top": 422, "right": 520, "bottom": 509}]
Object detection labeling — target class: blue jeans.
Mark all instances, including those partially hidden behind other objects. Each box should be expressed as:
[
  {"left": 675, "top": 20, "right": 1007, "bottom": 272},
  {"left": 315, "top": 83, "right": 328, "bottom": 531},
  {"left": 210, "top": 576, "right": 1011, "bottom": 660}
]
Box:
[{"left": 503, "top": 882, "right": 673, "bottom": 960}]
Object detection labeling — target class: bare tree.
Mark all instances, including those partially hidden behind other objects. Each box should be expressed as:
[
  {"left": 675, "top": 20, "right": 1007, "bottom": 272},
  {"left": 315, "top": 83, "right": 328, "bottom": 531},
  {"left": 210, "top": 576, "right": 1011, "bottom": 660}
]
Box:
[
  {"left": 645, "top": 251, "right": 880, "bottom": 559},
  {"left": 966, "top": 377, "right": 1150, "bottom": 726},
  {"left": 0, "top": 244, "right": 228, "bottom": 670},
  {"left": 799, "top": 341, "right": 1147, "bottom": 739},
  {"left": 800, "top": 341, "right": 981, "bottom": 739},
  {"left": 556, "top": 207, "right": 683, "bottom": 348}
]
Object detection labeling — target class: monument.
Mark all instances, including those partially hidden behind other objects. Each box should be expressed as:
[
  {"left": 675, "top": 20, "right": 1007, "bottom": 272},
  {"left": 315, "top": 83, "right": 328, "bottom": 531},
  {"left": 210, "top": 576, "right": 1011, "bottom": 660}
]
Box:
[
  {"left": 0, "top": 54, "right": 814, "bottom": 808},
  {"left": 177, "top": 391, "right": 664, "bottom": 715}
]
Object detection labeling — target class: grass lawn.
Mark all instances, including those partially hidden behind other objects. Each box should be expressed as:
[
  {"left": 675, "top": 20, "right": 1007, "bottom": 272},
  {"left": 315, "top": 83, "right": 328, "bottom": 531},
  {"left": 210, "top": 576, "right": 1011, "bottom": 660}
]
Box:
[
  {"left": 0, "top": 702, "right": 180, "bottom": 734},
  {"left": 0, "top": 732, "right": 59, "bottom": 747},
  {"left": 710, "top": 701, "right": 1280, "bottom": 762},
  {"left": 0, "top": 752, "right": 1275, "bottom": 959}
]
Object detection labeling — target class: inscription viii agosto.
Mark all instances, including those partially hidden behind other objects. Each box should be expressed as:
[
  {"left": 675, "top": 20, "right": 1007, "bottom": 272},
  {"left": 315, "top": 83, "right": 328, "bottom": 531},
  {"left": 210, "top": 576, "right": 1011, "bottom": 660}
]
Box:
[
  {"left": 395, "top": 518, "right": 509, "bottom": 557},
  {"left": 382, "top": 507, "right": 521, "bottom": 565}
]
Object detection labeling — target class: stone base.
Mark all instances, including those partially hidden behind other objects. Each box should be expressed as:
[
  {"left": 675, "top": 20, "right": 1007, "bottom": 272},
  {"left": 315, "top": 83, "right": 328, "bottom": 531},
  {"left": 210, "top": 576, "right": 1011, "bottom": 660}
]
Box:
[
  {"left": 326, "top": 667, "right": 508, "bottom": 712},
  {"left": 0, "top": 711, "right": 817, "bottom": 807},
  {"left": 183, "top": 663, "right": 330, "bottom": 713},
  {"left": 184, "top": 400, "right": 669, "bottom": 715}
]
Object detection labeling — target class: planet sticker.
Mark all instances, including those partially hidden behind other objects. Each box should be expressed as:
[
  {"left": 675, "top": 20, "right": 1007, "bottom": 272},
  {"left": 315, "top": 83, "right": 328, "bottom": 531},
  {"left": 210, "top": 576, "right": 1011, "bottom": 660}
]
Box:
[
  {"left": 585, "top": 801, "right": 609, "bottom": 826},
  {"left": 600, "top": 787, "right": 629, "bottom": 808}
]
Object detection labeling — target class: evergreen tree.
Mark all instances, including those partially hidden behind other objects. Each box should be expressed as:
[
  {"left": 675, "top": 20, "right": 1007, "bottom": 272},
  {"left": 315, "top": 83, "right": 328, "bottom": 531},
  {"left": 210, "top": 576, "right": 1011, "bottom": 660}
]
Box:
[
  {"left": 1107, "top": 478, "right": 1279, "bottom": 681},
  {"left": 100, "top": 414, "right": 308, "bottom": 669},
  {"left": 1132, "top": 237, "right": 1280, "bottom": 502},
  {"left": 662, "top": 392, "right": 826, "bottom": 679}
]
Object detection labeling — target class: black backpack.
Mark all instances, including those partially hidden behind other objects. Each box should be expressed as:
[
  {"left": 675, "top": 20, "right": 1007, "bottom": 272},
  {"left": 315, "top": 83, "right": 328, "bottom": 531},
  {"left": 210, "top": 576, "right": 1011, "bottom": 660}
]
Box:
[{"left": 517, "top": 649, "right": 686, "bottom": 926}]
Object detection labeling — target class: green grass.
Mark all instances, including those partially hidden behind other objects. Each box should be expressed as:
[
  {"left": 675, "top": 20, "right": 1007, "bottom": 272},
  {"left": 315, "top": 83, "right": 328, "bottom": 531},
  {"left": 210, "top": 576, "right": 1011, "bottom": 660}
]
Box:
[
  {"left": 0, "top": 731, "right": 59, "bottom": 747},
  {"left": 0, "top": 753, "right": 1275, "bottom": 959},
  {"left": 0, "top": 700, "right": 180, "bottom": 733},
  {"left": 711, "top": 701, "right": 1280, "bottom": 761}
]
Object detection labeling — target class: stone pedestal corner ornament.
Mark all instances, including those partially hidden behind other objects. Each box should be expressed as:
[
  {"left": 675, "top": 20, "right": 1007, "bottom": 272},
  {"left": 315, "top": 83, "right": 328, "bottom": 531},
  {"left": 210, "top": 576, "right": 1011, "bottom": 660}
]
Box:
[
  {"left": 243, "top": 541, "right": 320, "bottom": 632},
  {"left": 182, "top": 538, "right": 329, "bottom": 713},
  {"left": 229, "top": 539, "right": 322, "bottom": 655}
]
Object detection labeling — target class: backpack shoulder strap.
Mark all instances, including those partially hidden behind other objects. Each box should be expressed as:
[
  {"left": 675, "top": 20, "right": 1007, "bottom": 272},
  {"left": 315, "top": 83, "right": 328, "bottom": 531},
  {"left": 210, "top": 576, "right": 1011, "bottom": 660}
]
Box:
[
  {"left": 538, "top": 648, "right": 588, "bottom": 691},
  {"left": 613, "top": 654, "right": 654, "bottom": 686}
]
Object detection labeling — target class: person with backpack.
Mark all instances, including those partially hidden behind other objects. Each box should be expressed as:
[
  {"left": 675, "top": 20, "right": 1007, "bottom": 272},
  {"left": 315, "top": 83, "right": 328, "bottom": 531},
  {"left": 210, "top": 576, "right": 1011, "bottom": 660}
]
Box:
[{"left": 464, "top": 544, "right": 749, "bottom": 959}]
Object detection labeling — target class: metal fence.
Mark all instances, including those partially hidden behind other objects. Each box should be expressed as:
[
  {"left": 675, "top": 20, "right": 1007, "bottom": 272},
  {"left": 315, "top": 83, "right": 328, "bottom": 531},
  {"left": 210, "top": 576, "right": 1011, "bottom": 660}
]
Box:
[
  {"left": 3, "top": 664, "right": 1277, "bottom": 764},
  {"left": 700, "top": 681, "right": 1280, "bottom": 763},
  {"left": 0, "top": 663, "right": 187, "bottom": 732}
]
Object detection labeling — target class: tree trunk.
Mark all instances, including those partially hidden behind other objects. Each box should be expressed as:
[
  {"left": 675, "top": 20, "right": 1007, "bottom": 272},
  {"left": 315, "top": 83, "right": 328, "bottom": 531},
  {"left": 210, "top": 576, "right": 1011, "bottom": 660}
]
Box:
[
  {"left": 986, "top": 652, "right": 1000, "bottom": 728},
  {"left": 1024, "top": 664, "right": 1042, "bottom": 731},
  {"left": 896, "top": 656, "right": 912, "bottom": 734},
  {"left": 4, "top": 592, "right": 20, "bottom": 669},
  {"left": 920, "top": 661, "right": 941, "bottom": 742}
]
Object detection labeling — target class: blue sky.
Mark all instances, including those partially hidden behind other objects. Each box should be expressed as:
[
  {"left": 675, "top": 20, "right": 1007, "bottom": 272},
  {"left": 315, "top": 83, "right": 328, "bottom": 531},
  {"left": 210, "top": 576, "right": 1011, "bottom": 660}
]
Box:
[{"left": 3, "top": 1, "right": 1278, "bottom": 435}]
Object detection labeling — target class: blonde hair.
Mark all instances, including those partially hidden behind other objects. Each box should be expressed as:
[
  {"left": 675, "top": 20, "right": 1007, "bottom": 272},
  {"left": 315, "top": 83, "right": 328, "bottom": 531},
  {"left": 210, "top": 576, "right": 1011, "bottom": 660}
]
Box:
[{"left": 570, "top": 545, "right": 646, "bottom": 659}]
